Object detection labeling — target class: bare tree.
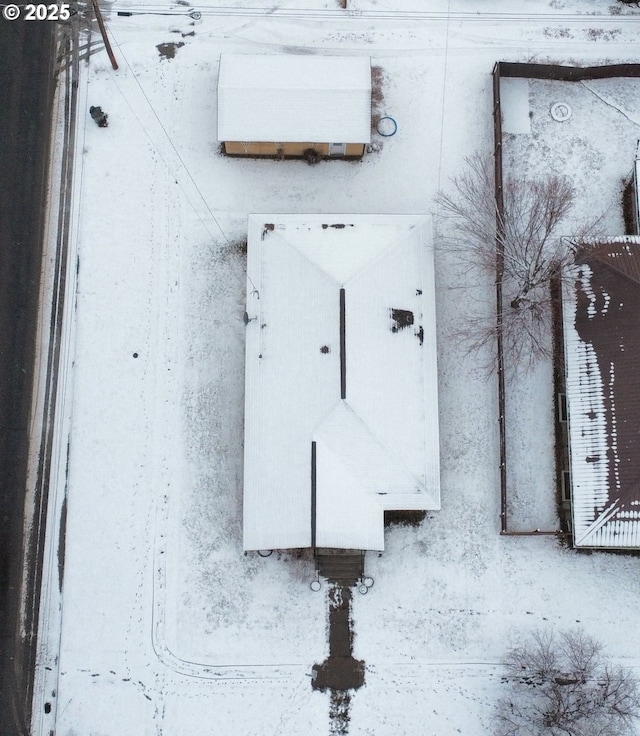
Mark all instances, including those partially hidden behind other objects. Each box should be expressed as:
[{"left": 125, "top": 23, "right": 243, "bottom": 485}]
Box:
[
  {"left": 435, "top": 153, "right": 584, "bottom": 368},
  {"left": 496, "top": 628, "right": 640, "bottom": 736}
]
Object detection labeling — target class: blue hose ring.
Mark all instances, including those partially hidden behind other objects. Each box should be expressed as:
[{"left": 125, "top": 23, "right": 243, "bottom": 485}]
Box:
[{"left": 377, "top": 116, "right": 398, "bottom": 137}]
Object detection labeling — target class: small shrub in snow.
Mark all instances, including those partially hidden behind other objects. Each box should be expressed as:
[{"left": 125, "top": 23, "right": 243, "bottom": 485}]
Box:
[
  {"left": 303, "top": 148, "right": 321, "bottom": 166},
  {"left": 496, "top": 628, "right": 640, "bottom": 736}
]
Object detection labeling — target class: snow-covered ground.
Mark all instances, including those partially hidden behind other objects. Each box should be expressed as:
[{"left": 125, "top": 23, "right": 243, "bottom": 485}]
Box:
[{"left": 32, "top": 1, "right": 640, "bottom": 734}]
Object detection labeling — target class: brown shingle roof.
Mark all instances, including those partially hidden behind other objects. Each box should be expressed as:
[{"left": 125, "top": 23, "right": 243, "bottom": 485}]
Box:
[
  {"left": 564, "top": 241, "right": 640, "bottom": 547},
  {"left": 578, "top": 241, "right": 640, "bottom": 285}
]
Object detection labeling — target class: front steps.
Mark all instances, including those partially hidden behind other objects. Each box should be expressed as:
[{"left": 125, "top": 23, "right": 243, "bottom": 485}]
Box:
[{"left": 315, "top": 549, "right": 365, "bottom": 586}]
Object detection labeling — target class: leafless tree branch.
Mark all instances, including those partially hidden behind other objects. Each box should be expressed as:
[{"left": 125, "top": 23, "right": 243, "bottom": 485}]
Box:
[
  {"left": 496, "top": 628, "right": 640, "bottom": 736},
  {"left": 435, "top": 153, "right": 583, "bottom": 371}
]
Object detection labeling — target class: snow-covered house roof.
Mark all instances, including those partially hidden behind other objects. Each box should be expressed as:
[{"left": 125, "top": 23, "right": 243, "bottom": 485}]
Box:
[
  {"left": 243, "top": 214, "right": 440, "bottom": 552},
  {"left": 563, "top": 239, "right": 640, "bottom": 548},
  {"left": 217, "top": 54, "right": 372, "bottom": 144}
]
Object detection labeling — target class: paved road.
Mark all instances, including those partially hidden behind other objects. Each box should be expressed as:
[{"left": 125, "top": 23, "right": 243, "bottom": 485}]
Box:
[{"left": 0, "top": 18, "right": 56, "bottom": 736}]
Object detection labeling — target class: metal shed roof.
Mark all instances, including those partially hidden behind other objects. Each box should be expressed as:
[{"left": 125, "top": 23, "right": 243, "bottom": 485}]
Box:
[
  {"left": 242, "top": 214, "right": 440, "bottom": 552},
  {"left": 563, "top": 239, "right": 640, "bottom": 548},
  {"left": 217, "top": 54, "right": 372, "bottom": 144}
]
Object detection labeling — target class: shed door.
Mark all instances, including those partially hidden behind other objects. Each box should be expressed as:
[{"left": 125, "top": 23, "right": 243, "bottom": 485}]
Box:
[{"left": 329, "top": 142, "right": 347, "bottom": 156}]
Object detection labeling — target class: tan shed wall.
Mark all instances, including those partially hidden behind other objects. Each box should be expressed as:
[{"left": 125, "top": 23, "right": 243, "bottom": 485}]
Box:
[
  {"left": 223, "top": 141, "right": 365, "bottom": 158},
  {"left": 344, "top": 143, "right": 366, "bottom": 157}
]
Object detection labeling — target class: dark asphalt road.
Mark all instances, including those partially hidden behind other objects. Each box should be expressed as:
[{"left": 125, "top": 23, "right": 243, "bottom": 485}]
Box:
[{"left": 0, "top": 18, "right": 56, "bottom": 735}]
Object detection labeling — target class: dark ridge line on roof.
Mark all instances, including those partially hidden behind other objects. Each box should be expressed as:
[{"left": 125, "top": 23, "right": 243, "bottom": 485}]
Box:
[
  {"left": 311, "top": 441, "right": 317, "bottom": 549},
  {"left": 340, "top": 288, "right": 346, "bottom": 401}
]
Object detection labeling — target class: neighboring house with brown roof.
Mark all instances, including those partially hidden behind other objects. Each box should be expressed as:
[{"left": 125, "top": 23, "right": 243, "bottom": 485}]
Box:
[
  {"left": 562, "top": 238, "right": 640, "bottom": 548},
  {"left": 217, "top": 54, "right": 372, "bottom": 160},
  {"left": 623, "top": 154, "right": 640, "bottom": 235}
]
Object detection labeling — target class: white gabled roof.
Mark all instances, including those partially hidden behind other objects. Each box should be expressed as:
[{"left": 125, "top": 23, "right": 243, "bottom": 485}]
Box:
[
  {"left": 217, "top": 54, "right": 372, "bottom": 144},
  {"left": 243, "top": 215, "right": 440, "bottom": 552}
]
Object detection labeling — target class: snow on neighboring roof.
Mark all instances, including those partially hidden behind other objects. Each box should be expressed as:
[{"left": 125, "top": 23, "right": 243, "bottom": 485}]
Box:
[
  {"left": 634, "top": 156, "right": 640, "bottom": 235},
  {"left": 217, "top": 54, "right": 372, "bottom": 144},
  {"left": 243, "top": 214, "right": 440, "bottom": 552},
  {"left": 563, "top": 242, "right": 640, "bottom": 548}
]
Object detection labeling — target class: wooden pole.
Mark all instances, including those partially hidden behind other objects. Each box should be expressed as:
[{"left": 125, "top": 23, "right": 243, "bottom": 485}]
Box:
[
  {"left": 492, "top": 62, "right": 508, "bottom": 533},
  {"left": 91, "top": 0, "right": 119, "bottom": 70}
]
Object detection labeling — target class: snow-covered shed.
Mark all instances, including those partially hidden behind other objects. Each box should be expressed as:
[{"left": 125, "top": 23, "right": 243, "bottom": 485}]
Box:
[
  {"left": 562, "top": 239, "right": 640, "bottom": 548},
  {"left": 242, "top": 214, "right": 440, "bottom": 552},
  {"left": 217, "top": 54, "right": 372, "bottom": 159}
]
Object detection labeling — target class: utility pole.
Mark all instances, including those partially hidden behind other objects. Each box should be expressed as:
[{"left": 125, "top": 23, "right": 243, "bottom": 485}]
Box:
[{"left": 91, "top": 0, "right": 119, "bottom": 70}]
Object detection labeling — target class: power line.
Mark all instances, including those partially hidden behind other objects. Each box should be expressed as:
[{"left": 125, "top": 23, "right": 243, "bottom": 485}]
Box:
[
  {"left": 106, "top": 31, "right": 231, "bottom": 246},
  {"left": 117, "top": 4, "right": 640, "bottom": 24},
  {"left": 90, "top": 30, "right": 262, "bottom": 289}
]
